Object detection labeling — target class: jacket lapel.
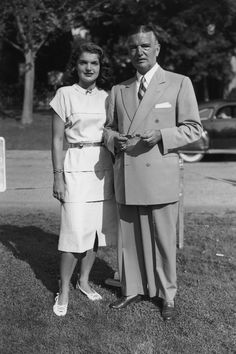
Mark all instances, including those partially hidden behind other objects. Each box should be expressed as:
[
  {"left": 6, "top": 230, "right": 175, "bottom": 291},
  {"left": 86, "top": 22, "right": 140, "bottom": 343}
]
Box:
[
  {"left": 121, "top": 78, "right": 138, "bottom": 130},
  {"left": 127, "top": 67, "right": 169, "bottom": 134}
]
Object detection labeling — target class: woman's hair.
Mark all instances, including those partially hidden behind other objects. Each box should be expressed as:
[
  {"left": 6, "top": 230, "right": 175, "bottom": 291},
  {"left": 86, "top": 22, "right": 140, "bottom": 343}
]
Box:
[{"left": 63, "top": 41, "right": 112, "bottom": 89}]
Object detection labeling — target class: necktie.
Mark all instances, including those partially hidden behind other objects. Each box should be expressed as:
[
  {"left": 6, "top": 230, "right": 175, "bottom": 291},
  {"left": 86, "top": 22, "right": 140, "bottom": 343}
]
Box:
[{"left": 138, "top": 76, "right": 147, "bottom": 102}]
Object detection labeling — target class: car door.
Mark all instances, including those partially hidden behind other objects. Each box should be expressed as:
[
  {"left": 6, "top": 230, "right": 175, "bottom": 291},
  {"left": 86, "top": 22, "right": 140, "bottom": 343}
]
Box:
[{"left": 203, "top": 104, "right": 236, "bottom": 149}]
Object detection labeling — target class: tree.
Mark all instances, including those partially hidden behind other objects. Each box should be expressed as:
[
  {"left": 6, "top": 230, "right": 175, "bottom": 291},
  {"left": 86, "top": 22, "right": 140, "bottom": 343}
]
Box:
[
  {"left": 164, "top": 0, "right": 236, "bottom": 100},
  {"left": 0, "top": 0, "right": 106, "bottom": 124},
  {"left": 78, "top": 0, "right": 171, "bottom": 83},
  {"left": 1, "top": 0, "right": 235, "bottom": 117},
  {"left": 80, "top": 0, "right": 236, "bottom": 100}
]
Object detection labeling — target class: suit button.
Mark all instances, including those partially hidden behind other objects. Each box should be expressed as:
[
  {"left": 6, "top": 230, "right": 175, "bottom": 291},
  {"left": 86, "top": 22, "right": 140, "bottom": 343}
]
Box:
[
  {"left": 146, "top": 163, "right": 151, "bottom": 167},
  {"left": 155, "top": 119, "right": 159, "bottom": 123}
]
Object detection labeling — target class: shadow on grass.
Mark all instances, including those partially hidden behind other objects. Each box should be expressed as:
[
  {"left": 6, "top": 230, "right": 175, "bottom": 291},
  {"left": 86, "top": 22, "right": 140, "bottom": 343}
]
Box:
[{"left": 0, "top": 225, "right": 115, "bottom": 294}]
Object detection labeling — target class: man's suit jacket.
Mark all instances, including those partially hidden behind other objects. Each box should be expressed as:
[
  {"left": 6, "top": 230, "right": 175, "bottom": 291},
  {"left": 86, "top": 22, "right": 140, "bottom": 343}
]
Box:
[{"left": 104, "top": 66, "right": 202, "bottom": 205}]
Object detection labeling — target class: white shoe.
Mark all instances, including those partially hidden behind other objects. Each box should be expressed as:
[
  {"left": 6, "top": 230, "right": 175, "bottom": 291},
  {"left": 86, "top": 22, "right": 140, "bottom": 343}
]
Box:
[
  {"left": 53, "top": 293, "right": 68, "bottom": 316},
  {"left": 77, "top": 283, "right": 102, "bottom": 301}
]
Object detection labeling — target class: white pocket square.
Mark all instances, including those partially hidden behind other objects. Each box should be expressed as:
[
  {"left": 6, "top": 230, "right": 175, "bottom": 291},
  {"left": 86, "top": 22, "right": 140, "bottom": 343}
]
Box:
[{"left": 155, "top": 102, "right": 172, "bottom": 108}]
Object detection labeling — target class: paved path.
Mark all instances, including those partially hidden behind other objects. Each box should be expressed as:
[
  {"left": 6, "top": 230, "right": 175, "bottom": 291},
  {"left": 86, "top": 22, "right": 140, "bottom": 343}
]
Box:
[
  {"left": 0, "top": 151, "right": 59, "bottom": 211},
  {"left": 0, "top": 150, "right": 236, "bottom": 213}
]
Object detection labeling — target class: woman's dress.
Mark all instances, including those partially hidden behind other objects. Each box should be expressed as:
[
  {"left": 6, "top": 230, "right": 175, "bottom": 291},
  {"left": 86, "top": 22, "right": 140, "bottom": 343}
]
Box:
[{"left": 50, "top": 84, "right": 117, "bottom": 252}]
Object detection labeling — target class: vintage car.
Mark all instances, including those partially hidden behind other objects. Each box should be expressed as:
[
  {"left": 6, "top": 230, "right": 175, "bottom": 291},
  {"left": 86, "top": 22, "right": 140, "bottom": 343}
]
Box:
[{"left": 179, "top": 100, "right": 236, "bottom": 162}]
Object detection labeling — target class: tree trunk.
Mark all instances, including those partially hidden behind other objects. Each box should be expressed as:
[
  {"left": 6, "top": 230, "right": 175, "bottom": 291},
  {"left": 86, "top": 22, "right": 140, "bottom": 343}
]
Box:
[{"left": 21, "top": 49, "right": 35, "bottom": 125}]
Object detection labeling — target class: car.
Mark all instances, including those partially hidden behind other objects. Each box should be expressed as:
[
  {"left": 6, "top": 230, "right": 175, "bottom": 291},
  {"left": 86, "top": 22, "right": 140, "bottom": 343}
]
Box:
[{"left": 179, "top": 100, "right": 236, "bottom": 162}]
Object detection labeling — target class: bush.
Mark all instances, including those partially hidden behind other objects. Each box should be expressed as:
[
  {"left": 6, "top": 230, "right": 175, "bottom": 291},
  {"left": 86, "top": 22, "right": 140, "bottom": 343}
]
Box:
[
  {"left": 0, "top": 83, "right": 55, "bottom": 112},
  {"left": 33, "top": 83, "right": 54, "bottom": 110},
  {"left": 0, "top": 83, "right": 24, "bottom": 109}
]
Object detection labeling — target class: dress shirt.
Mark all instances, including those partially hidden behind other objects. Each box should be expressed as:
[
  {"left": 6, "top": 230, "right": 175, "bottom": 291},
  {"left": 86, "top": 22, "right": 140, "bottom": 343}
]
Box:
[{"left": 136, "top": 62, "right": 159, "bottom": 92}]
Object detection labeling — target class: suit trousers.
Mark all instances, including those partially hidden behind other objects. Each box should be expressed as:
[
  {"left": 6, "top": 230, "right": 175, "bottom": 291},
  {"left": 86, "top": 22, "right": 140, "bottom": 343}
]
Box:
[{"left": 118, "top": 202, "right": 178, "bottom": 302}]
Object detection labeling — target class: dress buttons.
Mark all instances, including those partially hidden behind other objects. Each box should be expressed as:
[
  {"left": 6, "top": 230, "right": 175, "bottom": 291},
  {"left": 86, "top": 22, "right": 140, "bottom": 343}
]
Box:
[
  {"left": 155, "top": 119, "right": 159, "bottom": 123},
  {"left": 146, "top": 163, "right": 151, "bottom": 167}
]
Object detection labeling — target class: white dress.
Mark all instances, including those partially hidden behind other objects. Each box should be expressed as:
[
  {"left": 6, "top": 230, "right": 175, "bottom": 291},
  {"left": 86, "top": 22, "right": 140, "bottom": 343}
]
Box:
[{"left": 50, "top": 84, "right": 118, "bottom": 253}]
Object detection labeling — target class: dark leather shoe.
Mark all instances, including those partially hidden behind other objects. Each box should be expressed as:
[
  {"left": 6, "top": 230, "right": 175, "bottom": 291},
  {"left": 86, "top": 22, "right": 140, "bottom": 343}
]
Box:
[
  {"left": 162, "top": 302, "right": 176, "bottom": 321},
  {"left": 109, "top": 295, "right": 142, "bottom": 309}
]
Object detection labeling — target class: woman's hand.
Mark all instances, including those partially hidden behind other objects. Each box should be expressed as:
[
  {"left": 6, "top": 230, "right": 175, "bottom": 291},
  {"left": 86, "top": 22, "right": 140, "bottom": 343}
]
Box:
[
  {"left": 114, "top": 134, "right": 128, "bottom": 152},
  {"left": 53, "top": 174, "right": 65, "bottom": 203}
]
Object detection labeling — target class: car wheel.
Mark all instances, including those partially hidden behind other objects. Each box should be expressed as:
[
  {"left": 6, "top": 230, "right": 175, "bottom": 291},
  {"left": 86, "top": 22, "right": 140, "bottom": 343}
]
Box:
[{"left": 179, "top": 152, "right": 204, "bottom": 163}]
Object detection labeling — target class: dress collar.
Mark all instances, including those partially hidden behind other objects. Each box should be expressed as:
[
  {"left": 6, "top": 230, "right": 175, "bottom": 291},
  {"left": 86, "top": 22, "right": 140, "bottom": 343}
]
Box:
[{"left": 73, "top": 84, "right": 98, "bottom": 95}]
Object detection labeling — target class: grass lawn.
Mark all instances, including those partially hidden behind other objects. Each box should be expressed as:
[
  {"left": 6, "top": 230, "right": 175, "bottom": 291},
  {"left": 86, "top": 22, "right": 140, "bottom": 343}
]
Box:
[
  {"left": 0, "top": 110, "right": 52, "bottom": 150},
  {"left": 0, "top": 112, "right": 236, "bottom": 353},
  {"left": 0, "top": 210, "right": 235, "bottom": 354}
]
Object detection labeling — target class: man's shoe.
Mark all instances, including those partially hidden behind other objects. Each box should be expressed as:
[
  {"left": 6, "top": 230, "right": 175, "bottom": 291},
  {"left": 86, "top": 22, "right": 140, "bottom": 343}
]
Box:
[
  {"left": 109, "top": 295, "right": 142, "bottom": 309},
  {"left": 162, "top": 301, "right": 176, "bottom": 321}
]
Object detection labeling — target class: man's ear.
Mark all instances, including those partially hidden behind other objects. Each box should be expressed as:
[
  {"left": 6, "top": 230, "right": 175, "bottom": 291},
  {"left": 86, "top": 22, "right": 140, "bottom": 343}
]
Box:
[{"left": 156, "top": 43, "right": 161, "bottom": 57}]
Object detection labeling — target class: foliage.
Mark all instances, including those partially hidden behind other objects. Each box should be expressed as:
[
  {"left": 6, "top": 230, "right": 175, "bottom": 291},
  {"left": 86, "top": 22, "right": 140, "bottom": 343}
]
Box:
[
  {"left": 0, "top": 0, "right": 236, "bottom": 109},
  {"left": 0, "top": 0, "right": 66, "bottom": 57},
  {"left": 0, "top": 0, "right": 105, "bottom": 51},
  {"left": 75, "top": 0, "right": 236, "bottom": 89},
  {"left": 76, "top": 0, "right": 172, "bottom": 83},
  {"left": 0, "top": 83, "right": 24, "bottom": 108},
  {"left": 165, "top": 0, "right": 236, "bottom": 84},
  {"left": 0, "top": 0, "right": 107, "bottom": 123}
]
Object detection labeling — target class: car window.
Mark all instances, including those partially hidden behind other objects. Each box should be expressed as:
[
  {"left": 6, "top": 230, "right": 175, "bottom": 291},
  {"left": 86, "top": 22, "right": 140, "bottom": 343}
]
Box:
[
  {"left": 232, "top": 106, "right": 236, "bottom": 119},
  {"left": 199, "top": 108, "right": 214, "bottom": 120},
  {"left": 216, "top": 106, "right": 232, "bottom": 119}
]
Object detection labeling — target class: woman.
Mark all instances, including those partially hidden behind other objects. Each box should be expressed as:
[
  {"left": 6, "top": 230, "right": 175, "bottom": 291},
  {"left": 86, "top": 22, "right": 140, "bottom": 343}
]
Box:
[{"left": 50, "top": 42, "right": 117, "bottom": 316}]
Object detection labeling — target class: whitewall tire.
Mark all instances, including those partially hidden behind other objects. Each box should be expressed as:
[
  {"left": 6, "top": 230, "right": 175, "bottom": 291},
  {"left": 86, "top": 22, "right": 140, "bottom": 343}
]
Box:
[{"left": 179, "top": 152, "right": 204, "bottom": 163}]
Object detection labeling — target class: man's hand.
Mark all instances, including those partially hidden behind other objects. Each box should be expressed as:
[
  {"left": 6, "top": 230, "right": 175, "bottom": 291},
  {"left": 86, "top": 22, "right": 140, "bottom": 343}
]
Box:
[
  {"left": 114, "top": 134, "right": 128, "bottom": 153},
  {"left": 140, "top": 129, "right": 162, "bottom": 147}
]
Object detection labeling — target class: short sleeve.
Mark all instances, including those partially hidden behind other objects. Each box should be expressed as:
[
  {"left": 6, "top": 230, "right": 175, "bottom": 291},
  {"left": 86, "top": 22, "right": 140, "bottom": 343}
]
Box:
[{"left": 49, "top": 88, "right": 66, "bottom": 122}]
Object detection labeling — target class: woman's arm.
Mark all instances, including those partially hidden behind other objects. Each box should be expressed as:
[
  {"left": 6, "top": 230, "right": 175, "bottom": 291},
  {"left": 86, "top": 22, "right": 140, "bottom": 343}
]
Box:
[{"left": 51, "top": 113, "right": 65, "bottom": 202}]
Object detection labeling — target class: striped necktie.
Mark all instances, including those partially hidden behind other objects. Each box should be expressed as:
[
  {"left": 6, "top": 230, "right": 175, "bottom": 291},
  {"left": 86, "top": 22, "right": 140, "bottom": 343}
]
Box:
[{"left": 138, "top": 76, "right": 147, "bottom": 102}]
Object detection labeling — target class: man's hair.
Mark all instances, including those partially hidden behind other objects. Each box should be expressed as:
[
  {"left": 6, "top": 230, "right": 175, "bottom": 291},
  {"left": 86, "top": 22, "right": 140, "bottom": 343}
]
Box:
[{"left": 127, "top": 24, "right": 159, "bottom": 43}]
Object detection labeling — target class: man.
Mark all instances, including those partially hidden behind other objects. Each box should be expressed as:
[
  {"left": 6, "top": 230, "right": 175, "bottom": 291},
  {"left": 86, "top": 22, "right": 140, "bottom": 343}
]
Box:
[{"left": 104, "top": 24, "right": 202, "bottom": 320}]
